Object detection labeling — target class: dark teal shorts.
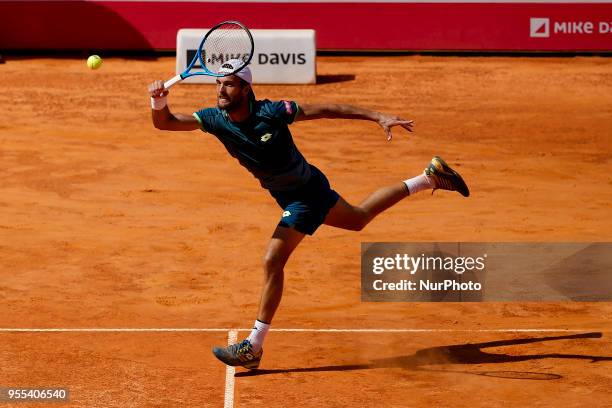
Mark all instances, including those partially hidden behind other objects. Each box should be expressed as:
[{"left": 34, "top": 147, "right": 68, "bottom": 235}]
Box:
[{"left": 269, "top": 165, "right": 340, "bottom": 235}]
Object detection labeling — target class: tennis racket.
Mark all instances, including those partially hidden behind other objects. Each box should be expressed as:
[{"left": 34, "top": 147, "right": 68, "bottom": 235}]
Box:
[{"left": 164, "top": 20, "right": 254, "bottom": 89}]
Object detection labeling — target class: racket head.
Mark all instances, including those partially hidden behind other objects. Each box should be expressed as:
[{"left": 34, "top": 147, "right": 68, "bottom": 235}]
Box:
[{"left": 198, "top": 20, "right": 254, "bottom": 77}]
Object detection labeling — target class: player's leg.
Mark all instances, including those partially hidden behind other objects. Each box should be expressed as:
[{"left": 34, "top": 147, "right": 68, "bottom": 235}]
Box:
[
  {"left": 212, "top": 225, "right": 305, "bottom": 369},
  {"left": 257, "top": 225, "right": 305, "bottom": 324},
  {"left": 325, "top": 156, "right": 469, "bottom": 231},
  {"left": 324, "top": 183, "right": 408, "bottom": 231}
]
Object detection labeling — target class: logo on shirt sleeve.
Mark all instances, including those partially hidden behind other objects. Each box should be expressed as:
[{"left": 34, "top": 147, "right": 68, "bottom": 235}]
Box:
[{"left": 282, "top": 100, "right": 293, "bottom": 116}]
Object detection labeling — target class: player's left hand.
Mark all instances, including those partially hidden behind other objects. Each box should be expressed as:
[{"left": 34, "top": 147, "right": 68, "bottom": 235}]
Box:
[
  {"left": 148, "top": 80, "right": 169, "bottom": 99},
  {"left": 377, "top": 114, "right": 414, "bottom": 141}
]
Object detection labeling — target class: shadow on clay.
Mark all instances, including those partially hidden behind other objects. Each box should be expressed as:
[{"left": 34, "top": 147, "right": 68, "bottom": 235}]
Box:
[{"left": 235, "top": 332, "right": 611, "bottom": 380}]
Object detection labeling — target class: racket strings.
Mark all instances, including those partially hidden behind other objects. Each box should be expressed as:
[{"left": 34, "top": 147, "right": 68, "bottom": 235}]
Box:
[{"left": 202, "top": 23, "right": 252, "bottom": 73}]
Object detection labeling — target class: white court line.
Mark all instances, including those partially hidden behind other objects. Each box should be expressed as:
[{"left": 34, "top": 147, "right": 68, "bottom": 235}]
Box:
[
  {"left": 0, "top": 328, "right": 599, "bottom": 333},
  {"left": 223, "top": 330, "right": 238, "bottom": 408},
  {"left": 0, "top": 328, "right": 232, "bottom": 332},
  {"left": 264, "top": 328, "right": 597, "bottom": 333}
]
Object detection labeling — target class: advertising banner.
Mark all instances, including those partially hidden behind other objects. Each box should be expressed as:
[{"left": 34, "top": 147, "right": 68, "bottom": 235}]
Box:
[{"left": 0, "top": 1, "right": 610, "bottom": 51}]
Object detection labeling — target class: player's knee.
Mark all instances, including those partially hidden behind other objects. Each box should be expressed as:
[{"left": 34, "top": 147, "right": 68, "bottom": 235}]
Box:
[
  {"left": 338, "top": 219, "right": 366, "bottom": 232},
  {"left": 351, "top": 208, "right": 370, "bottom": 231},
  {"left": 263, "top": 252, "right": 285, "bottom": 276},
  {"left": 351, "top": 219, "right": 368, "bottom": 231}
]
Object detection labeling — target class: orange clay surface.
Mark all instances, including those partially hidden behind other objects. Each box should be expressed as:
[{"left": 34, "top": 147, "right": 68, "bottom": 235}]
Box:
[{"left": 1, "top": 55, "right": 611, "bottom": 407}]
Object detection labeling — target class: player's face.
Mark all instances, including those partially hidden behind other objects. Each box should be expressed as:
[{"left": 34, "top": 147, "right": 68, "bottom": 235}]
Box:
[{"left": 216, "top": 76, "right": 249, "bottom": 111}]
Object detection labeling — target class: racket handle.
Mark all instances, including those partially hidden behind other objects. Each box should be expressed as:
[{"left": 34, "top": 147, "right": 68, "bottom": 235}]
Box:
[{"left": 164, "top": 74, "right": 182, "bottom": 89}]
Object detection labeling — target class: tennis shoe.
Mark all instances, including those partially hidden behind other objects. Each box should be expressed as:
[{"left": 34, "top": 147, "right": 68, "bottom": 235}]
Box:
[
  {"left": 212, "top": 339, "right": 263, "bottom": 369},
  {"left": 425, "top": 156, "right": 470, "bottom": 197}
]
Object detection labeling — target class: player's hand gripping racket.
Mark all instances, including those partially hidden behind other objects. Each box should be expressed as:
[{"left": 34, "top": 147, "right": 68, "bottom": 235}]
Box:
[{"left": 164, "top": 20, "right": 254, "bottom": 89}]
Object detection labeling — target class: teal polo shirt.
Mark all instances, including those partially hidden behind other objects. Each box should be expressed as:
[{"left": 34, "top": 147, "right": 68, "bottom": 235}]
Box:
[{"left": 193, "top": 99, "right": 312, "bottom": 191}]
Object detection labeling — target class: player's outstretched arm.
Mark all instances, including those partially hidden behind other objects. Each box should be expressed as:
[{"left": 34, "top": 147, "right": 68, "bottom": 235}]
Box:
[
  {"left": 147, "top": 80, "right": 200, "bottom": 131},
  {"left": 296, "top": 103, "right": 414, "bottom": 141}
]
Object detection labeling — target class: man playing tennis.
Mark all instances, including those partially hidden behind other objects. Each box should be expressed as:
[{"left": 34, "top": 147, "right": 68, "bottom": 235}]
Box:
[{"left": 147, "top": 59, "right": 469, "bottom": 370}]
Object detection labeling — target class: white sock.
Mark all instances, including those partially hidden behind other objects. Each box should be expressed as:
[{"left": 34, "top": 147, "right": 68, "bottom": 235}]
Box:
[
  {"left": 403, "top": 174, "right": 433, "bottom": 195},
  {"left": 246, "top": 319, "right": 270, "bottom": 352}
]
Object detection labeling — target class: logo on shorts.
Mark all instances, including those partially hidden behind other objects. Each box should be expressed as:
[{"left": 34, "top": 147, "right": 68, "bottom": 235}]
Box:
[
  {"left": 282, "top": 211, "right": 291, "bottom": 217},
  {"left": 530, "top": 18, "right": 550, "bottom": 38},
  {"left": 261, "top": 133, "right": 272, "bottom": 142}
]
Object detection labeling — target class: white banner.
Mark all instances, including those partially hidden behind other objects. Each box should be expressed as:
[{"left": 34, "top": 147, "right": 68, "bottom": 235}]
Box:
[{"left": 176, "top": 29, "right": 316, "bottom": 85}]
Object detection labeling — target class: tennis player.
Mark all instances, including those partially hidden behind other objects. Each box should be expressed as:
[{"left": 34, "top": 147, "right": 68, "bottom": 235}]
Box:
[{"left": 147, "top": 60, "right": 469, "bottom": 369}]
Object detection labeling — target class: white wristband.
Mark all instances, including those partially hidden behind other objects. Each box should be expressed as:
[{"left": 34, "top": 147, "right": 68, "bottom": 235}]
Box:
[{"left": 150, "top": 95, "right": 167, "bottom": 110}]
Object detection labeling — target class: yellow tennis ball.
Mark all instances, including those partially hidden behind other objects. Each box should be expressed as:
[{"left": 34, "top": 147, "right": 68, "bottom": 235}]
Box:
[{"left": 87, "top": 55, "right": 103, "bottom": 70}]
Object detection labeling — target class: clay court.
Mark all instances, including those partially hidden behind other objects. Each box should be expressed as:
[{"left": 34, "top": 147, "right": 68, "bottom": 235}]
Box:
[{"left": 1, "top": 55, "right": 611, "bottom": 406}]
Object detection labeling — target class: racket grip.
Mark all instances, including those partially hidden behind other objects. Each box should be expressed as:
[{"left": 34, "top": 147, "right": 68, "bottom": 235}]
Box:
[{"left": 164, "top": 74, "right": 182, "bottom": 89}]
